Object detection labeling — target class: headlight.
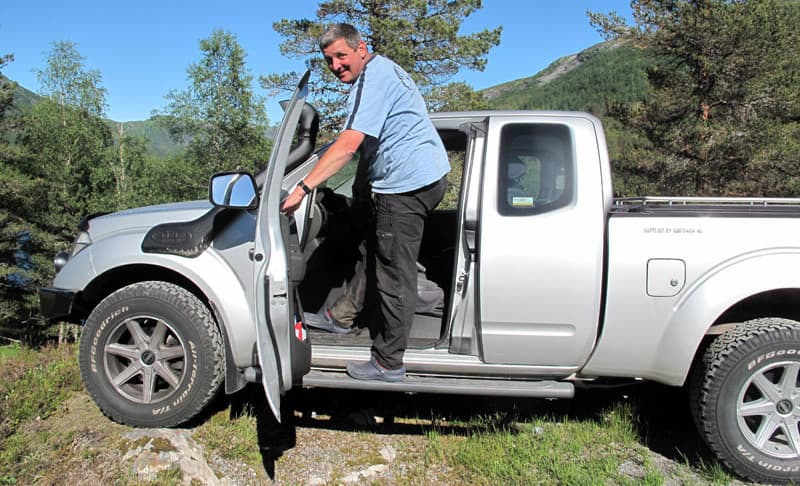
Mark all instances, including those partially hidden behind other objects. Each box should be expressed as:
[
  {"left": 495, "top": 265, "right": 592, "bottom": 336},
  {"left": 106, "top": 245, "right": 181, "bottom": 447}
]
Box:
[
  {"left": 55, "top": 231, "right": 92, "bottom": 273},
  {"left": 71, "top": 231, "right": 92, "bottom": 257},
  {"left": 53, "top": 251, "right": 70, "bottom": 272}
]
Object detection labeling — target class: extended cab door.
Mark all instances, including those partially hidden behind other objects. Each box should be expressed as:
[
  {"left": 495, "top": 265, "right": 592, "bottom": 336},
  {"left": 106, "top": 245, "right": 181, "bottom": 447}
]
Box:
[
  {"left": 253, "top": 71, "right": 311, "bottom": 418},
  {"left": 477, "top": 115, "right": 606, "bottom": 368}
]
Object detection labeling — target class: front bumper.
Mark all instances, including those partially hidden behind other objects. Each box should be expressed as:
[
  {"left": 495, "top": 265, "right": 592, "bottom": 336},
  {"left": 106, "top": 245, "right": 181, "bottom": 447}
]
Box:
[{"left": 39, "top": 287, "right": 79, "bottom": 321}]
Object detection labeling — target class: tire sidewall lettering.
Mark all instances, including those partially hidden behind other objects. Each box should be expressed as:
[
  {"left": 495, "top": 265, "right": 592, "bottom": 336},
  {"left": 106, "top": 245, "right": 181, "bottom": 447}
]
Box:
[
  {"left": 89, "top": 305, "right": 129, "bottom": 374},
  {"left": 722, "top": 342, "right": 800, "bottom": 478},
  {"left": 152, "top": 341, "right": 198, "bottom": 416},
  {"left": 748, "top": 348, "right": 798, "bottom": 371},
  {"left": 735, "top": 443, "right": 800, "bottom": 473}
]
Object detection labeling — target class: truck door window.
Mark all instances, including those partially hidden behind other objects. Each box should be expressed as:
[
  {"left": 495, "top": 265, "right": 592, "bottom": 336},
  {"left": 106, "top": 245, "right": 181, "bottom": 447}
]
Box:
[
  {"left": 435, "top": 129, "right": 469, "bottom": 210},
  {"left": 498, "top": 123, "right": 573, "bottom": 216},
  {"left": 324, "top": 128, "right": 467, "bottom": 206},
  {"left": 324, "top": 151, "right": 361, "bottom": 196},
  {"left": 437, "top": 150, "right": 465, "bottom": 210}
]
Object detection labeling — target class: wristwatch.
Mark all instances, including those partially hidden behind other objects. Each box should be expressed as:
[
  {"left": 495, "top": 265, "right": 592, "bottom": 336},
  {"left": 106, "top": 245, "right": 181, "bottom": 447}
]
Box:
[{"left": 297, "top": 180, "right": 312, "bottom": 195}]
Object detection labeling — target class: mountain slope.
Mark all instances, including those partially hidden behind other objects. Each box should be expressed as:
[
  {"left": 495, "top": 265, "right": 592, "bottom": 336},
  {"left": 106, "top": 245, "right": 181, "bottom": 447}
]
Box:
[
  {"left": 5, "top": 79, "right": 183, "bottom": 157},
  {"left": 9, "top": 80, "right": 39, "bottom": 114},
  {"left": 484, "top": 41, "right": 651, "bottom": 114},
  {"left": 105, "top": 118, "right": 185, "bottom": 158}
]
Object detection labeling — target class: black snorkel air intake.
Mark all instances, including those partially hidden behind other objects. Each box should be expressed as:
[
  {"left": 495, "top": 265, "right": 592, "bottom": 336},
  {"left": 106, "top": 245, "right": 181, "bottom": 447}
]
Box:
[
  {"left": 285, "top": 102, "right": 320, "bottom": 170},
  {"left": 254, "top": 101, "right": 319, "bottom": 188}
]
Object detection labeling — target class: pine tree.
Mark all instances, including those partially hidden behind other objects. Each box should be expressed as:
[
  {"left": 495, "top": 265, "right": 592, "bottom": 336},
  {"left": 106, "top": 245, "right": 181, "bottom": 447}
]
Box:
[
  {"left": 0, "top": 53, "right": 29, "bottom": 340},
  {"left": 260, "top": 0, "right": 501, "bottom": 131},
  {"left": 591, "top": 0, "right": 800, "bottom": 196},
  {"left": 1, "top": 43, "right": 114, "bottom": 342}
]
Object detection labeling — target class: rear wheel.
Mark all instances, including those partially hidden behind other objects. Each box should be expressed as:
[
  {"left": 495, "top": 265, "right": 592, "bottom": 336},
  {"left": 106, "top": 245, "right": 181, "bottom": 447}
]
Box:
[
  {"left": 79, "top": 281, "right": 224, "bottom": 427},
  {"left": 691, "top": 317, "right": 800, "bottom": 483}
]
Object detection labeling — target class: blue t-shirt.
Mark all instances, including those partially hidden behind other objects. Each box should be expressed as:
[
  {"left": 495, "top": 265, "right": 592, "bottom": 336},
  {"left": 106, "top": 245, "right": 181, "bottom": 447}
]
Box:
[{"left": 344, "top": 55, "right": 450, "bottom": 194}]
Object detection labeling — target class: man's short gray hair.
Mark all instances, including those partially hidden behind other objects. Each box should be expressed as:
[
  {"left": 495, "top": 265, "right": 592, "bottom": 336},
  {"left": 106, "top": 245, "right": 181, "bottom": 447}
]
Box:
[{"left": 320, "top": 23, "right": 362, "bottom": 51}]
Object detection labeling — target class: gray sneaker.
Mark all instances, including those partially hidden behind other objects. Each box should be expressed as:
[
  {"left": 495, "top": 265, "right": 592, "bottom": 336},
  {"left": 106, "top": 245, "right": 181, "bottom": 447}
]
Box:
[
  {"left": 303, "top": 310, "right": 352, "bottom": 334},
  {"left": 347, "top": 356, "right": 406, "bottom": 382}
]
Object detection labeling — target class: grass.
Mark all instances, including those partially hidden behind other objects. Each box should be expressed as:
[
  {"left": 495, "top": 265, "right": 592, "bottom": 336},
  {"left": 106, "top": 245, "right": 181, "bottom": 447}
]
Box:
[
  {"left": 193, "top": 406, "right": 263, "bottom": 471},
  {"left": 420, "top": 403, "right": 664, "bottom": 485},
  {"left": 0, "top": 343, "right": 81, "bottom": 435},
  {"left": 0, "top": 346, "right": 738, "bottom": 485},
  {"left": 0, "top": 343, "right": 82, "bottom": 485},
  {"left": 0, "top": 344, "right": 23, "bottom": 361},
  {"left": 685, "top": 453, "right": 734, "bottom": 485},
  {"left": 151, "top": 467, "right": 184, "bottom": 486}
]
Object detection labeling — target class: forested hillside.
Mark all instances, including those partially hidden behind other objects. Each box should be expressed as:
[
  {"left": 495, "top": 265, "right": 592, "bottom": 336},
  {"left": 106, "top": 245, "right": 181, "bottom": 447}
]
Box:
[
  {"left": 107, "top": 119, "right": 184, "bottom": 158},
  {"left": 8, "top": 80, "right": 38, "bottom": 114},
  {"left": 4, "top": 76, "right": 182, "bottom": 157}
]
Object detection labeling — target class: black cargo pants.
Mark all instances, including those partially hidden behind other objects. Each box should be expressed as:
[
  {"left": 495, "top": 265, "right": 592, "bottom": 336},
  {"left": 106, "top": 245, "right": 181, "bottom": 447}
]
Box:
[
  {"left": 372, "top": 176, "right": 447, "bottom": 369},
  {"left": 330, "top": 176, "right": 447, "bottom": 369}
]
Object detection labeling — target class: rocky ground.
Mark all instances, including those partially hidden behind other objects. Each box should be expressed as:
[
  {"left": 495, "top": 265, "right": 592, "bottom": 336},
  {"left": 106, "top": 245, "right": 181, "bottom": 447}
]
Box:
[
  {"left": 21, "top": 392, "right": 453, "bottom": 485},
  {"left": 11, "top": 382, "right": 758, "bottom": 485}
]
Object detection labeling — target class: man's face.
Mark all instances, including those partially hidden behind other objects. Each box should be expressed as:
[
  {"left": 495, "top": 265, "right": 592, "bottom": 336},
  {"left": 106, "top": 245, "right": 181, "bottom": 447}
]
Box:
[{"left": 322, "top": 38, "right": 368, "bottom": 84}]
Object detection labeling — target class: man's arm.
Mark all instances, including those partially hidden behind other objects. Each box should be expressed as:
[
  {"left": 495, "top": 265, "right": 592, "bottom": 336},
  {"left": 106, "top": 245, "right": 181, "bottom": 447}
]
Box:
[{"left": 280, "top": 129, "right": 365, "bottom": 214}]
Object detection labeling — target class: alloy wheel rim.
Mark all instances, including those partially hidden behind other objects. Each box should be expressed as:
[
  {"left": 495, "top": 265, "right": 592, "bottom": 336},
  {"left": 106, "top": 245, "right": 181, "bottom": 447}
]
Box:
[
  {"left": 103, "top": 315, "right": 188, "bottom": 404},
  {"left": 736, "top": 360, "right": 800, "bottom": 459}
]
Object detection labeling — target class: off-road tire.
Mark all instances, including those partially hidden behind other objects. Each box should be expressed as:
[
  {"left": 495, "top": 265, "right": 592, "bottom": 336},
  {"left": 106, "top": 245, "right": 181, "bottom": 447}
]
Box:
[
  {"left": 79, "top": 281, "right": 224, "bottom": 427},
  {"left": 690, "top": 317, "right": 800, "bottom": 484}
]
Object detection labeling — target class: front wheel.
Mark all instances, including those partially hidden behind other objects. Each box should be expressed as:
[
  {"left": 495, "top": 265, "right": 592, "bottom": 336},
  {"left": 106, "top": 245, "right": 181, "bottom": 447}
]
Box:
[
  {"left": 691, "top": 317, "right": 800, "bottom": 484},
  {"left": 79, "top": 281, "right": 224, "bottom": 427}
]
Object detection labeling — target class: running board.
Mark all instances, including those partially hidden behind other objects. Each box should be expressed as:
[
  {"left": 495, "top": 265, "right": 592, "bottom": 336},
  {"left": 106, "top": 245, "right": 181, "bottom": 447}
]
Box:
[{"left": 301, "top": 369, "right": 575, "bottom": 398}]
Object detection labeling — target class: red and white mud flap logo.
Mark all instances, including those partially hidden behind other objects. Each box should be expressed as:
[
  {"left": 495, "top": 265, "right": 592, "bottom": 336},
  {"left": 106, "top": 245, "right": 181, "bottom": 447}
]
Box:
[{"left": 294, "top": 319, "right": 306, "bottom": 341}]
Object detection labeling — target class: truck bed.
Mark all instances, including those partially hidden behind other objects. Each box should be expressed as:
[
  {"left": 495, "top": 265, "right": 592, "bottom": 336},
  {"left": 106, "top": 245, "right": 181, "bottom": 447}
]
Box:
[{"left": 611, "top": 196, "right": 800, "bottom": 216}]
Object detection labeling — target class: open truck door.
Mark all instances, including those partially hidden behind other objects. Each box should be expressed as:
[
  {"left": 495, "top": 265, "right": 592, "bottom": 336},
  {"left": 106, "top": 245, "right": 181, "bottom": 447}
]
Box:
[{"left": 252, "top": 71, "right": 312, "bottom": 419}]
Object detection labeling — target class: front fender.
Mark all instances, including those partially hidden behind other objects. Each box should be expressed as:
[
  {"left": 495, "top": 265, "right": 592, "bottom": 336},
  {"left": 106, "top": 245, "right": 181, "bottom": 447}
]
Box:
[{"left": 53, "top": 231, "right": 257, "bottom": 370}]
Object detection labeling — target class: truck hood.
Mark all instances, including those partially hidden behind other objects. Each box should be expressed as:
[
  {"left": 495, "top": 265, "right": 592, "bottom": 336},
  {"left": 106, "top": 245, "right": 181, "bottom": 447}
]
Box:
[{"left": 86, "top": 199, "right": 213, "bottom": 240}]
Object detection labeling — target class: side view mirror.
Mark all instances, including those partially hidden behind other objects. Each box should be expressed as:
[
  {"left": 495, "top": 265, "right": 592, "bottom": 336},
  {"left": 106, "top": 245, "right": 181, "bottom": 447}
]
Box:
[{"left": 209, "top": 172, "right": 258, "bottom": 209}]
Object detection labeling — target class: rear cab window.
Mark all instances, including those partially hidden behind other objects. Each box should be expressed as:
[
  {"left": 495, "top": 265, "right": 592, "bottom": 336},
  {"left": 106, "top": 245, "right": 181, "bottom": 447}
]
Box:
[{"left": 497, "top": 123, "right": 574, "bottom": 216}]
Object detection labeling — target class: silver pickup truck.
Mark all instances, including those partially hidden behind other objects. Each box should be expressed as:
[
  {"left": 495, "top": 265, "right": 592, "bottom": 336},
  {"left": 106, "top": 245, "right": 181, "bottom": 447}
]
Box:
[{"left": 39, "top": 73, "right": 800, "bottom": 483}]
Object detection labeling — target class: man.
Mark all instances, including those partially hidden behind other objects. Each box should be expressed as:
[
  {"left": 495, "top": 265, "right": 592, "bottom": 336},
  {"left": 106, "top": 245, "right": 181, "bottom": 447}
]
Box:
[{"left": 280, "top": 23, "right": 449, "bottom": 382}]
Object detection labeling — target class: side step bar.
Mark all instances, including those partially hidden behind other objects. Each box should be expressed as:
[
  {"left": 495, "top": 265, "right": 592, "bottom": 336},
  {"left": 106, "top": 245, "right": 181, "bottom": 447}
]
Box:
[{"left": 301, "top": 369, "right": 575, "bottom": 398}]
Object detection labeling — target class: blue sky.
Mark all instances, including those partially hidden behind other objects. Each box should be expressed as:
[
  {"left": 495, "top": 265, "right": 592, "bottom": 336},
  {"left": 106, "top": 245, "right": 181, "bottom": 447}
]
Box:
[{"left": 1, "top": 1, "right": 632, "bottom": 123}]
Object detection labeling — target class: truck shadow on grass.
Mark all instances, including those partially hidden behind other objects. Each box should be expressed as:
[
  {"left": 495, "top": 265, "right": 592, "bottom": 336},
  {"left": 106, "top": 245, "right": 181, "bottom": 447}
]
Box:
[{"left": 222, "top": 381, "right": 716, "bottom": 480}]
